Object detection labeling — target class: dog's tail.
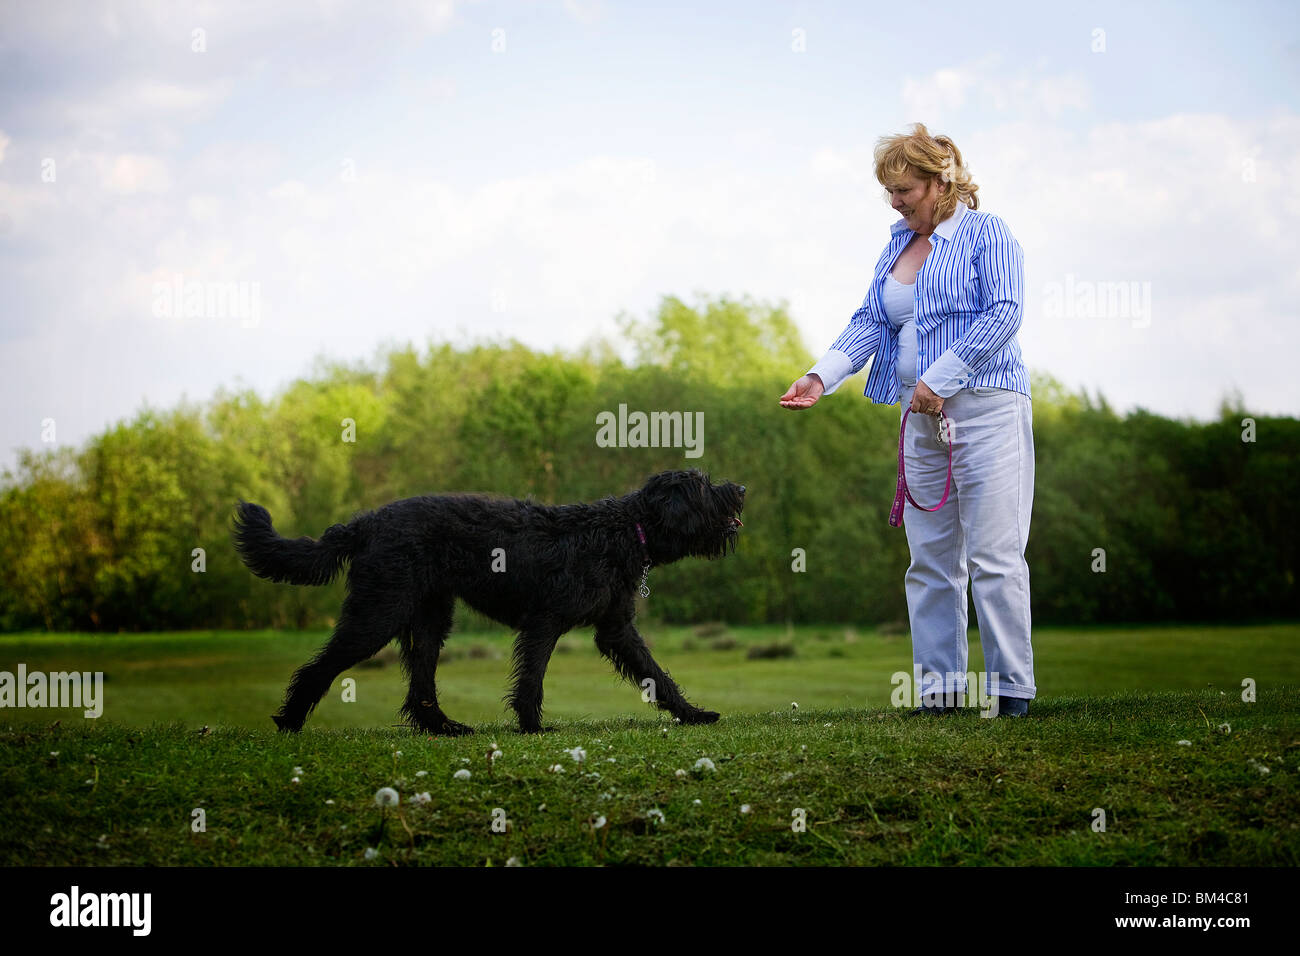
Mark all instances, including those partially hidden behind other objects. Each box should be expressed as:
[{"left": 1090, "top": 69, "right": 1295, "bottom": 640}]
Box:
[{"left": 232, "top": 501, "right": 361, "bottom": 586}]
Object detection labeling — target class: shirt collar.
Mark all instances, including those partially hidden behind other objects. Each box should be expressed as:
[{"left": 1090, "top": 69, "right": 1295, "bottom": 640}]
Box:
[{"left": 891, "top": 198, "right": 970, "bottom": 242}]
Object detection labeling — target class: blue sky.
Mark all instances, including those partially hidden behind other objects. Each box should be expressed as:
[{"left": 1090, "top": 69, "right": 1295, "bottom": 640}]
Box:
[{"left": 1, "top": 0, "right": 1298, "bottom": 470}]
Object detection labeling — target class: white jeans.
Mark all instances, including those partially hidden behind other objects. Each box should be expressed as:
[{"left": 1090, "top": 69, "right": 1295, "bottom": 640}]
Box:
[{"left": 898, "top": 383, "right": 1036, "bottom": 702}]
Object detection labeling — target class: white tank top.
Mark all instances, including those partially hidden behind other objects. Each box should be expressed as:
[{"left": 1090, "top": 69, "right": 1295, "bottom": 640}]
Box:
[{"left": 882, "top": 274, "right": 917, "bottom": 386}]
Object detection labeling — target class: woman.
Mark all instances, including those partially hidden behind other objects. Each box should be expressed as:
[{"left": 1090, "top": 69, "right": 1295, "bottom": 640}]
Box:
[{"left": 779, "top": 123, "right": 1035, "bottom": 718}]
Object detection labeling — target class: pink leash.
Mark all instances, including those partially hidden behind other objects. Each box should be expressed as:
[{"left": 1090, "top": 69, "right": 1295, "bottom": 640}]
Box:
[{"left": 888, "top": 408, "right": 953, "bottom": 527}]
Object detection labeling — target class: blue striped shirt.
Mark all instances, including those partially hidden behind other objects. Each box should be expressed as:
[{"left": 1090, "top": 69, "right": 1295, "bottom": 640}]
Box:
[{"left": 807, "top": 201, "right": 1030, "bottom": 404}]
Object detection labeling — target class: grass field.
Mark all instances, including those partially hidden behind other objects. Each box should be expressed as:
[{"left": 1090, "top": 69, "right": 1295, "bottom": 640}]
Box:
[{"left": 0, "top": 622, "right": 1297, "bottom": 866}]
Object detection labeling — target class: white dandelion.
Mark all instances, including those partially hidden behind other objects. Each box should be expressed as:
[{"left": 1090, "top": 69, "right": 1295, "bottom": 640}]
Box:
[
  {"left": 453, "top": 769, "right": 471, "bottom": 781},
  {"left": 549, "top": 764, "right": 565, "bottom": 774},
  {"left": 693, "top": 757, "right": 716, "bottom": 773},
  {"left": 374, "top": 787, "right": 399, "bottom": 807},
  {"left": 1176, "top": 740, "right": 1192, "bottom": 746},
  {"left": 675, "top": 769, "right": 687, "bottom": 779},
  {"left": 740, "top": 804, "right": 752, "bottom": 815},
  {"left": 363, "top": 847, "right": 379, "bottom": 860},
  {"left": 565, "top": 746, "right": 587, "bottom": 764},
  {"left": 647, "top": 808, "right": 665, "bottom": 825},
  {"left": 411, "top": 792, "right": 432, "bottom": 805}
]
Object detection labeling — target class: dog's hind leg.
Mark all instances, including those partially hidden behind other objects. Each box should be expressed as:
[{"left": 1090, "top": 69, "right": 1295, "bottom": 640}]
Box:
[
  {"left": 594, "top": 619, "right": 720, "bottom": 726},
  {"left": 273, "top": 594, "right": 400, "bottom": 732},
  {"left": 397, "top": 593, "right": 472, "bottom": 736},
  {"left": 506, "top": 622, "right": 565, "bottom": 734}
]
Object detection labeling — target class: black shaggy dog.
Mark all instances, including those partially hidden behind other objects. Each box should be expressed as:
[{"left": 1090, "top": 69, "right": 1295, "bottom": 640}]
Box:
[{"left": 232, "top": 470, "right": 745, "bottom": 735}]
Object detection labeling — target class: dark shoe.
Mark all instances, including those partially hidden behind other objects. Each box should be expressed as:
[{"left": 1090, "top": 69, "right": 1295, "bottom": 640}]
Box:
[
  {"left": 995, "top": 696, "right": 1030, "bottom": 718},
  {"left": 907, "top": 703, "right": 956, "bottom": 716}
]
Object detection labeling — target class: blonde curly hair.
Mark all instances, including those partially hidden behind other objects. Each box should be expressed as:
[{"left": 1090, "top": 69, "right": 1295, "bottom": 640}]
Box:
[{"left": 874, "top": 123, "right": 979, "bottom": 227}]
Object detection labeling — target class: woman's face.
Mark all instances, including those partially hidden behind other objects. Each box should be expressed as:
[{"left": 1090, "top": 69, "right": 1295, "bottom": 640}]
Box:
[{"left": 887, "top": 171, "right": 946, "bottom": 236}]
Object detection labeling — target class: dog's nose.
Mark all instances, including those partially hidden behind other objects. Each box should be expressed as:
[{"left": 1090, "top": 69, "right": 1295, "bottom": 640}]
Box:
[{"left": 739, "top": 485, "right": 746, "bottom": 495}]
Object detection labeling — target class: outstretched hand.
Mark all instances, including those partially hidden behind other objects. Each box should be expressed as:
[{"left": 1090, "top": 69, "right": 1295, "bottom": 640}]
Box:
[{"left": 779, "top": 374, "right": 825, "bottom": 410}]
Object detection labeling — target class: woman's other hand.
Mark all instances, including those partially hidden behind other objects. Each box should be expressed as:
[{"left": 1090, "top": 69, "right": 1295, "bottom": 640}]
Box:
[
  {"left": 911, "top": 379, "right": 944, "bottom": 416},
  {"left": 779, "top": 374, "right": 825, "bottom": 409}
]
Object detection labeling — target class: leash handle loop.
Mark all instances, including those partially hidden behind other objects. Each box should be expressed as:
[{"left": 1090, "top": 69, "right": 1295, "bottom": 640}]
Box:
[{"left": 889, "top": 407, "right": 953, "bottom": 527}]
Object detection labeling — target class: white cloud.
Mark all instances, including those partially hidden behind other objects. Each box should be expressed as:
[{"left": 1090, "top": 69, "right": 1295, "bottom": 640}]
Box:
[
  {"left": 902, "top": 67, "right": 977, "bottom": 123},
  {"left": 101, "top": 153, "right": 172, "bottom": 193},
  {"left": 563, "top": 0, "right": 607, "bottom": 26},
  {"left": 901, "top": 57, "right": 1090, "bottom": 126}
]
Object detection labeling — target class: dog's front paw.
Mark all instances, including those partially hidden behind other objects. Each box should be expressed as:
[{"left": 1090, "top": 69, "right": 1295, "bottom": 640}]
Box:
[
  {"left": 516, "top": 724, "right": 555, "bottom": 734},
  {"left": 436, "top": 719, "right": 474, "bottom": 737},
  {"left": 271, "top": 713, "right": 303, "bottom": 733},
  {"left": 677, "top": 709, "right": 720, "bottom": 725}
]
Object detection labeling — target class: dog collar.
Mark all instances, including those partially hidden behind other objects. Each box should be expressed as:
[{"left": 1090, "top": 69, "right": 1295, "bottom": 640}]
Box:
[{"left": 634, "top": 523, "right": 651, "bottom": 598}]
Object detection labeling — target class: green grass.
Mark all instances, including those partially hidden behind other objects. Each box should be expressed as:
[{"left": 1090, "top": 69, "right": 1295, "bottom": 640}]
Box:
[{"left": 0, "top": 623, "right": 1297, "bottom": 865}]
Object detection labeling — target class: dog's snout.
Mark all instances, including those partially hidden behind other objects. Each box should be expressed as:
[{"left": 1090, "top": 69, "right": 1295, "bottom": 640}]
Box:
[{"left": 739, "top": 485, "right": 746, "bottom": 495}]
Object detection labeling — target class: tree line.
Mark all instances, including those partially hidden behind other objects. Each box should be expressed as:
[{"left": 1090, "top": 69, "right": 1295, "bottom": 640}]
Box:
[{"left": 1, "top": 295, "right": 1295, "bottom": 632}]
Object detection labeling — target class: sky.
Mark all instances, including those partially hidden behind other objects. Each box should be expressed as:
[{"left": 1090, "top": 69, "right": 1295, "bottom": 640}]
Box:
[{"left": 1, "top": 0, "right": 1298, "bottom": 471}]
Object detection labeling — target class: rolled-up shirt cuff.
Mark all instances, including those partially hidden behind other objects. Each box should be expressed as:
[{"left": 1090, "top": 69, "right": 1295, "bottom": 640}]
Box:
[
  {"left": 919, "top": 349, "right": 975, "bottom": 399},
  {"left": 807, "top": 349, "right": 856, "bottom": 396}
]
